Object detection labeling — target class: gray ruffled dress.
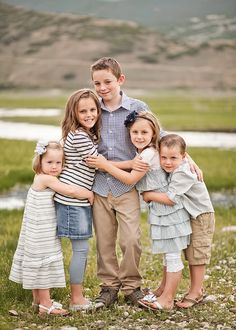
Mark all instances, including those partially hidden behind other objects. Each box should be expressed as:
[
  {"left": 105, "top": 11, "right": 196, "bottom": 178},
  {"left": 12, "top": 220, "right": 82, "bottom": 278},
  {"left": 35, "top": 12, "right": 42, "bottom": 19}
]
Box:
[{"left": 136, "top": 148, "right": 191, "bottom": 254}]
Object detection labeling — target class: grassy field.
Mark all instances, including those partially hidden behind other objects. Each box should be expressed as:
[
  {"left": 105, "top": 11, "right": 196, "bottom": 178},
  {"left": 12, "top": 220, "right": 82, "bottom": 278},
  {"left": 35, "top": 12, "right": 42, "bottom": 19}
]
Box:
[
  {"left": 0, "top": 92, "right": 235, "bottom": 329},
  {"left": 0, "top": 207, "right": 235, "bottom": 330},
  {"left": 0, "top": 92, "right": 235, "bottom": 131},
  {"left": 0, "top": 139, "right": 236, "bottom": 193}
]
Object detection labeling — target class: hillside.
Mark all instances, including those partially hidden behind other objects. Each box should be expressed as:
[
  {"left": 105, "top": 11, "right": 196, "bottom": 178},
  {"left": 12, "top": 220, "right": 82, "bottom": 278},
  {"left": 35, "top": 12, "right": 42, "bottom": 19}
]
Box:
[
  {"left": 0, "top": 2, "right": 236, "bottom": 92},
  {"left": 2, "top": 0, "right": 236, "bottom": 35}
]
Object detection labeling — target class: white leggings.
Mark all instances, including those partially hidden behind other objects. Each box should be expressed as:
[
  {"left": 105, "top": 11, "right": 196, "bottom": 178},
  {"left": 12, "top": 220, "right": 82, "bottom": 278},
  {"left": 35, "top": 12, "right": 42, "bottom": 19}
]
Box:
[{"left": 163, "top": 251, "right": 184, "bottom": 273}]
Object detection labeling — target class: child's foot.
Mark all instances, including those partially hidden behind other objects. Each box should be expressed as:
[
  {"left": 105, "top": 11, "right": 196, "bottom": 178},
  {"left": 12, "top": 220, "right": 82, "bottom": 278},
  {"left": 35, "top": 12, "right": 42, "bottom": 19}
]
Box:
[
  {"left": 142, "top": 286, "right": 164, "bottom": 299},
  {"left": 175, "top": 293, "right": 204, "bottom": 308},
  {"left": 153, "top": 286, "right": 164, "bottom": 297},
  {"left": 39, "top": 303, "right": 70, "bottom": 316},
  {"left": 139, "top": 298, "right": 173, "bottom": 311},
  {"left": 69, "top": 297, "right": 93, "bottom": 312}
]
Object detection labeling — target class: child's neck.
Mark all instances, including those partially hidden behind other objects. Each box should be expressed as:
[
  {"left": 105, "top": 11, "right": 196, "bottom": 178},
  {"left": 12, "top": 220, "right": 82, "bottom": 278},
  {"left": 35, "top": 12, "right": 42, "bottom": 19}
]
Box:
[{"left": 104, "top": 93, "right": 122, "bottom": 112}]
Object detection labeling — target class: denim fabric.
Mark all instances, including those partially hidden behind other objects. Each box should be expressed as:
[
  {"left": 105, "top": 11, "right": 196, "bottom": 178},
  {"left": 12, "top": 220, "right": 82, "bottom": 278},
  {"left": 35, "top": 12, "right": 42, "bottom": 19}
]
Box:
[{"left": 55, "top": 201, "right": 93, "bottom": 239}]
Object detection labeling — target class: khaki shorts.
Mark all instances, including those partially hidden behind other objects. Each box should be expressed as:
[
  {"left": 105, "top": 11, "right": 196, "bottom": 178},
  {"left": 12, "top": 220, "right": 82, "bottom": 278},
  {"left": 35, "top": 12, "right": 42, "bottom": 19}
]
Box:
[{"left": 184, "top": 212, "right": 215, "bottom": 265}]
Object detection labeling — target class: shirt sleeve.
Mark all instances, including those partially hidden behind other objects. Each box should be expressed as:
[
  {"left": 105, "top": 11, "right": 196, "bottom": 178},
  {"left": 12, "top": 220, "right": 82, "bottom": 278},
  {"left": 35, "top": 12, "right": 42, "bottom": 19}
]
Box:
[
  {"left": 140, "top": 148, "right": 157, "bottom": 165},
  {"left": 167, "top": 166, "right": 197, "bottom": 203},
  {"left": 73, "top": 131, "right": 98, "bottom": 158}
]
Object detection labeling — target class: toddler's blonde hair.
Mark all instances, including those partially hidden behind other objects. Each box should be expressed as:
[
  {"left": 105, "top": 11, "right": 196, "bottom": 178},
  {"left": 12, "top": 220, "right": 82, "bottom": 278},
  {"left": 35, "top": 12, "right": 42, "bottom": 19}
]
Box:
[{"left": 32, "top": 141, "right": 64, "bottom": 174}]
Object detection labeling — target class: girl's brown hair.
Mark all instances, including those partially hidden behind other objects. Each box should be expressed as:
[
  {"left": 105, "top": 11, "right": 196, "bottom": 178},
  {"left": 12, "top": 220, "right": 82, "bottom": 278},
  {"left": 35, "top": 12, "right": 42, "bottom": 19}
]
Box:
[
  {"left": 32, "top": 141, "right": 64, "bottom": 174},
  {"left": 159, "top": 134, "right": 186, "bottom": 155},
  {"left": 61, "top": 89, "right": 101, "bottom": 142}
]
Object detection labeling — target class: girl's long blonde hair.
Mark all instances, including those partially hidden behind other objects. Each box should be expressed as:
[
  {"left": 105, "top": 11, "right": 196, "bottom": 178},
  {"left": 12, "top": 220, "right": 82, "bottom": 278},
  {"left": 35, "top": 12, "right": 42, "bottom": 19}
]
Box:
[{"left": 61, "top": 89, "right": 102, "bottom": 142}]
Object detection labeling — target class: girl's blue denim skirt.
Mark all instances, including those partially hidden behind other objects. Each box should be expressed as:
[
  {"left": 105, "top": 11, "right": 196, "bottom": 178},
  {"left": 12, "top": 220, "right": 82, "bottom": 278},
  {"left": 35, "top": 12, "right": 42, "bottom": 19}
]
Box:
[{"left": 55, "top": 201, "right": 93, "bottom": 239}]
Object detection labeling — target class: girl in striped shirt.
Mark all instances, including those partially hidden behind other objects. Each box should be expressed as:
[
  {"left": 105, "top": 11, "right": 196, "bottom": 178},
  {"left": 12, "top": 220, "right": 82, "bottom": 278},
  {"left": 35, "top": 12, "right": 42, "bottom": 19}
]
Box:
[{"left": 54, "top": 89, "right": 101, "bottom": 311}]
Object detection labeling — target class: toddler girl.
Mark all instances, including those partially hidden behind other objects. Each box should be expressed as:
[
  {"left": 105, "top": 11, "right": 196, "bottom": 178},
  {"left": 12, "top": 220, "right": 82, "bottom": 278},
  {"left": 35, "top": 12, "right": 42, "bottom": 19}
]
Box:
[{"left": 9, "top": 140, "right": 93, "bottom": 316}]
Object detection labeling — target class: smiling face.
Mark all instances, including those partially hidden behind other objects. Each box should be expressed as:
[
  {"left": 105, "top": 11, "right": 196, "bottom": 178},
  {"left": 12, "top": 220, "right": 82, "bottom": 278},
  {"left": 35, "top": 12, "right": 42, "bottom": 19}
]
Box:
[
  {"left": 92, "top": 69, "right": 125, "bottom": 105},
  {"left": 130, "top": 118, "right": 154, "bottom": 152},
  {"left": 41, "top": 149, "right": 63, "bottom": 176},
  {"left": 76, "top": 97, "right": 99, "bottom": 131},
  {"left": 160, "top": 145, "right": 185, "bottom": 173}
]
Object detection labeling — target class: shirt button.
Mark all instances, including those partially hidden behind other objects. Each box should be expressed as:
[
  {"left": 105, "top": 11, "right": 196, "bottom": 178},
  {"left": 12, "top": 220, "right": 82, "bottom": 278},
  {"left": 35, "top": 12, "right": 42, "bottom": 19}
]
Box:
[
  {"left": 109, "top": 130, "right": 112, "bottom": 133},
  {"left": 109, "top": 147, "right": 112, "bottom": 150}
]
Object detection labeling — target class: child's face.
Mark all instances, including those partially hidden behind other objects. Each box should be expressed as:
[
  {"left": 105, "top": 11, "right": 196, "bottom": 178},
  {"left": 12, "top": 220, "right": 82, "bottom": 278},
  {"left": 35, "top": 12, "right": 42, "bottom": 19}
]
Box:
[
  {"left": 76, "top": 97, "right": 98, "bottom": 130},
  {"left": 92, "top": 69, "right": 125, "bottom": 103},
  {"left": 41, "top": 149, "right": 63, "bottom": 176},
  {"left": 160, "top": 145, "right": 185, "bottom": 173},
  {"left": 130, "top": 119, "right": 153, "bottom": 152}
]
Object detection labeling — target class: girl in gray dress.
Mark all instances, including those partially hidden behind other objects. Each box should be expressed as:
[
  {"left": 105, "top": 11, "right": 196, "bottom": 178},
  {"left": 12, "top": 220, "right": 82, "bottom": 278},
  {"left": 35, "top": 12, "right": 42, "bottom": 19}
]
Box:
[{"left": 86, "top": 111, "right": 192, "bottom": 310}]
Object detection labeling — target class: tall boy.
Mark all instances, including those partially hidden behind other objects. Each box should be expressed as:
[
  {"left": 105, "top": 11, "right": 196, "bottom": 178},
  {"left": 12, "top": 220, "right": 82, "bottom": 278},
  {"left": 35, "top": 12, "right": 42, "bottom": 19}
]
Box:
[{"left": 89, "top": 57, "right": 149, "bottom": 307}]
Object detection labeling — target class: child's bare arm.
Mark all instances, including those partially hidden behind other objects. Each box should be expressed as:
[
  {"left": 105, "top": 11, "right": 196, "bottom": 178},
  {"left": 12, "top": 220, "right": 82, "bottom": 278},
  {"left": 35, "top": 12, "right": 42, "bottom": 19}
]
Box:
[
  {"left": 40, "top": 175, "right": 94, "bottom": 203},
  {"left": 142, "top": 191, "right": 175, "bottom": 206},
  {"left": 86, "top": 155, "right": 147, "bottom": 185},
  {"left": 86, "top": 154, "right": 149, "bottom": 172}
]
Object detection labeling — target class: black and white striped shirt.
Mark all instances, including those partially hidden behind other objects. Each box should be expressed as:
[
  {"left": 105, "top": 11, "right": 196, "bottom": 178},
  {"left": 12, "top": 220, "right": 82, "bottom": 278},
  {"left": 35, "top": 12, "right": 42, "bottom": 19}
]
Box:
[{"left": 54, "top": 129, "right": 98, "bottom": 206}]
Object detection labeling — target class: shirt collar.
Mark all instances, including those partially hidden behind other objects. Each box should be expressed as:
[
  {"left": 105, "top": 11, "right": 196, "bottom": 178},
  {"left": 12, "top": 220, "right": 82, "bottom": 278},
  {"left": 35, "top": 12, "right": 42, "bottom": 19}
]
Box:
[{"left": 100, "top": 91, "right": 132, "bottom": 112}]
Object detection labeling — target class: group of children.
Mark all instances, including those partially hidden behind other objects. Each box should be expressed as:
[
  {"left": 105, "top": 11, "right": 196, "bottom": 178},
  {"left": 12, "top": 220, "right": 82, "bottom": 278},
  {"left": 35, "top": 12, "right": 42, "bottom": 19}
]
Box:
[{"left": 9, "top": 57, "right": 215, "bottom": 316}]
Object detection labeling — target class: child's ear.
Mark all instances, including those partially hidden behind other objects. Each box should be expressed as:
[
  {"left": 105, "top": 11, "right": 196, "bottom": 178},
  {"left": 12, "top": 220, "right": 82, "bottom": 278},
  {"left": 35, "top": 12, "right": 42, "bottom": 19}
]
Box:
[
  {"left": 118, "top": 74, "right": 125, "bottom": 85},
  {"left": 182, "top": 152, "right": 187, "bottom": 159}
]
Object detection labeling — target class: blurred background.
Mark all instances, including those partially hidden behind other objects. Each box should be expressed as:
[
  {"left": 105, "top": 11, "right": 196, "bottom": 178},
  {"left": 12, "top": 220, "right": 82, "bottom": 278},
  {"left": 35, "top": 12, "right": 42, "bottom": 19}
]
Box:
[{"left": 0, "top": 0, "right": 236, "bottom": 92}]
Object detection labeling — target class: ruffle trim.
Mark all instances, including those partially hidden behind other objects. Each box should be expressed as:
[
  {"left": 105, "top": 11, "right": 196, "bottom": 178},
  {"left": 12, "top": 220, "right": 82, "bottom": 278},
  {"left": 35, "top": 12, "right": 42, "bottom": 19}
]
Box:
[
  {"left": 150, "top": 220, "right": 192, "bottom": 240},
  {"left": 152, "top": 235, "right": 191, "bottom": 254},
  {"left": 149, "top": 208, "right": 190, "bottom": 226}
]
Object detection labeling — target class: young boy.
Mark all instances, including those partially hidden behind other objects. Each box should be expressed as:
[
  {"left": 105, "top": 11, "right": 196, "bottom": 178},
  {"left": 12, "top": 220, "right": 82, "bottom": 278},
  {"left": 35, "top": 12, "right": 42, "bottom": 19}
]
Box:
[
  {"left": 88, "top": 57, "right": 149, "bottom": 307},
  {"left": 142, "top": 134, "right": 215, "bottom": 309}
]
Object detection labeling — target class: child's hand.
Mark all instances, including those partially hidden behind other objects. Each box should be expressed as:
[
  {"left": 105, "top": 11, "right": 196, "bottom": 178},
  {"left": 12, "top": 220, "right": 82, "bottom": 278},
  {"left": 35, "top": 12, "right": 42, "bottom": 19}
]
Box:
[
  {"left": 85, "top": 154, "right": 108, "bottom": 170},
  {"left": 142, "top": 191, "right": 152, "bottom": 203},
  {"left": 186, "top": 155, "right": 203, "bottom": 181},
  {"left": 88, "top": 191, "right": 94, "bottom": 205},
  {"left": 132, "top": 155, "right": 149, "bottom": 172}
]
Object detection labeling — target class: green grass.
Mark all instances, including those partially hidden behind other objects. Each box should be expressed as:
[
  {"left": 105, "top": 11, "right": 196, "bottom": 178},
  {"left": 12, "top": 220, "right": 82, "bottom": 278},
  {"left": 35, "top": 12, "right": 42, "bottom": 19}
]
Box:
[
  {"left": 143, "top": 94, "right": 236, "bottom": 132},
  {"left": 0, "top": 93, "right": 235, "bottom": 131},
  {"left": 188, "top": 147, "right": 236, "bottom": 191},
  {"left": 0, "top": 139, "right": 235, "bottom": 193},
  {"left": 0, "top": 93, "right": 67, "bottom": 109},
  {"left": 0, "top": 207, "right": 235, "bottom": 329},
  {"left": 0, "top": 139, "right": 34, "bottom": 192}
]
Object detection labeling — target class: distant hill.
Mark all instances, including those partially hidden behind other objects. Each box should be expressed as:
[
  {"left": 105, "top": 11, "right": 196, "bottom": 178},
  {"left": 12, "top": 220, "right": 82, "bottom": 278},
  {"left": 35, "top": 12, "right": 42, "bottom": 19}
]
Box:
[
  {"left": 0, "top": 2, "right": 235, "bottom": 92},
  {"left": 2, "top": 0, "right": 236, "bottom": 39}
]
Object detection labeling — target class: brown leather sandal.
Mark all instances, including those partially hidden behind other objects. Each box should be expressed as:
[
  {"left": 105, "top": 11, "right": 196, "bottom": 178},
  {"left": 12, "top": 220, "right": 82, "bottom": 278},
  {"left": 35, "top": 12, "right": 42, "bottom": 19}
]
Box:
[{"left": 176, "top": 294, "right": 204, "bottom": 309}]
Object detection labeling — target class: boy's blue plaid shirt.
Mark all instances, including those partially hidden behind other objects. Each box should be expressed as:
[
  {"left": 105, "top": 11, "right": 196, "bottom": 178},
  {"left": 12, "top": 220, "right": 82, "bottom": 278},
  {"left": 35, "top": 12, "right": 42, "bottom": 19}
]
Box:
[{"left": 92, "top": 91, "right": 149, "bottom": 197}]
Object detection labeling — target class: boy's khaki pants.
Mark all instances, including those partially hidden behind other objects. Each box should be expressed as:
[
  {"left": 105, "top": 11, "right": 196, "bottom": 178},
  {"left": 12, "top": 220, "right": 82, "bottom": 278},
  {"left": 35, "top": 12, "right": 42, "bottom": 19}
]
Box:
[{"left": 92, "top": 188, "right": 142, "bottom": 295}]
